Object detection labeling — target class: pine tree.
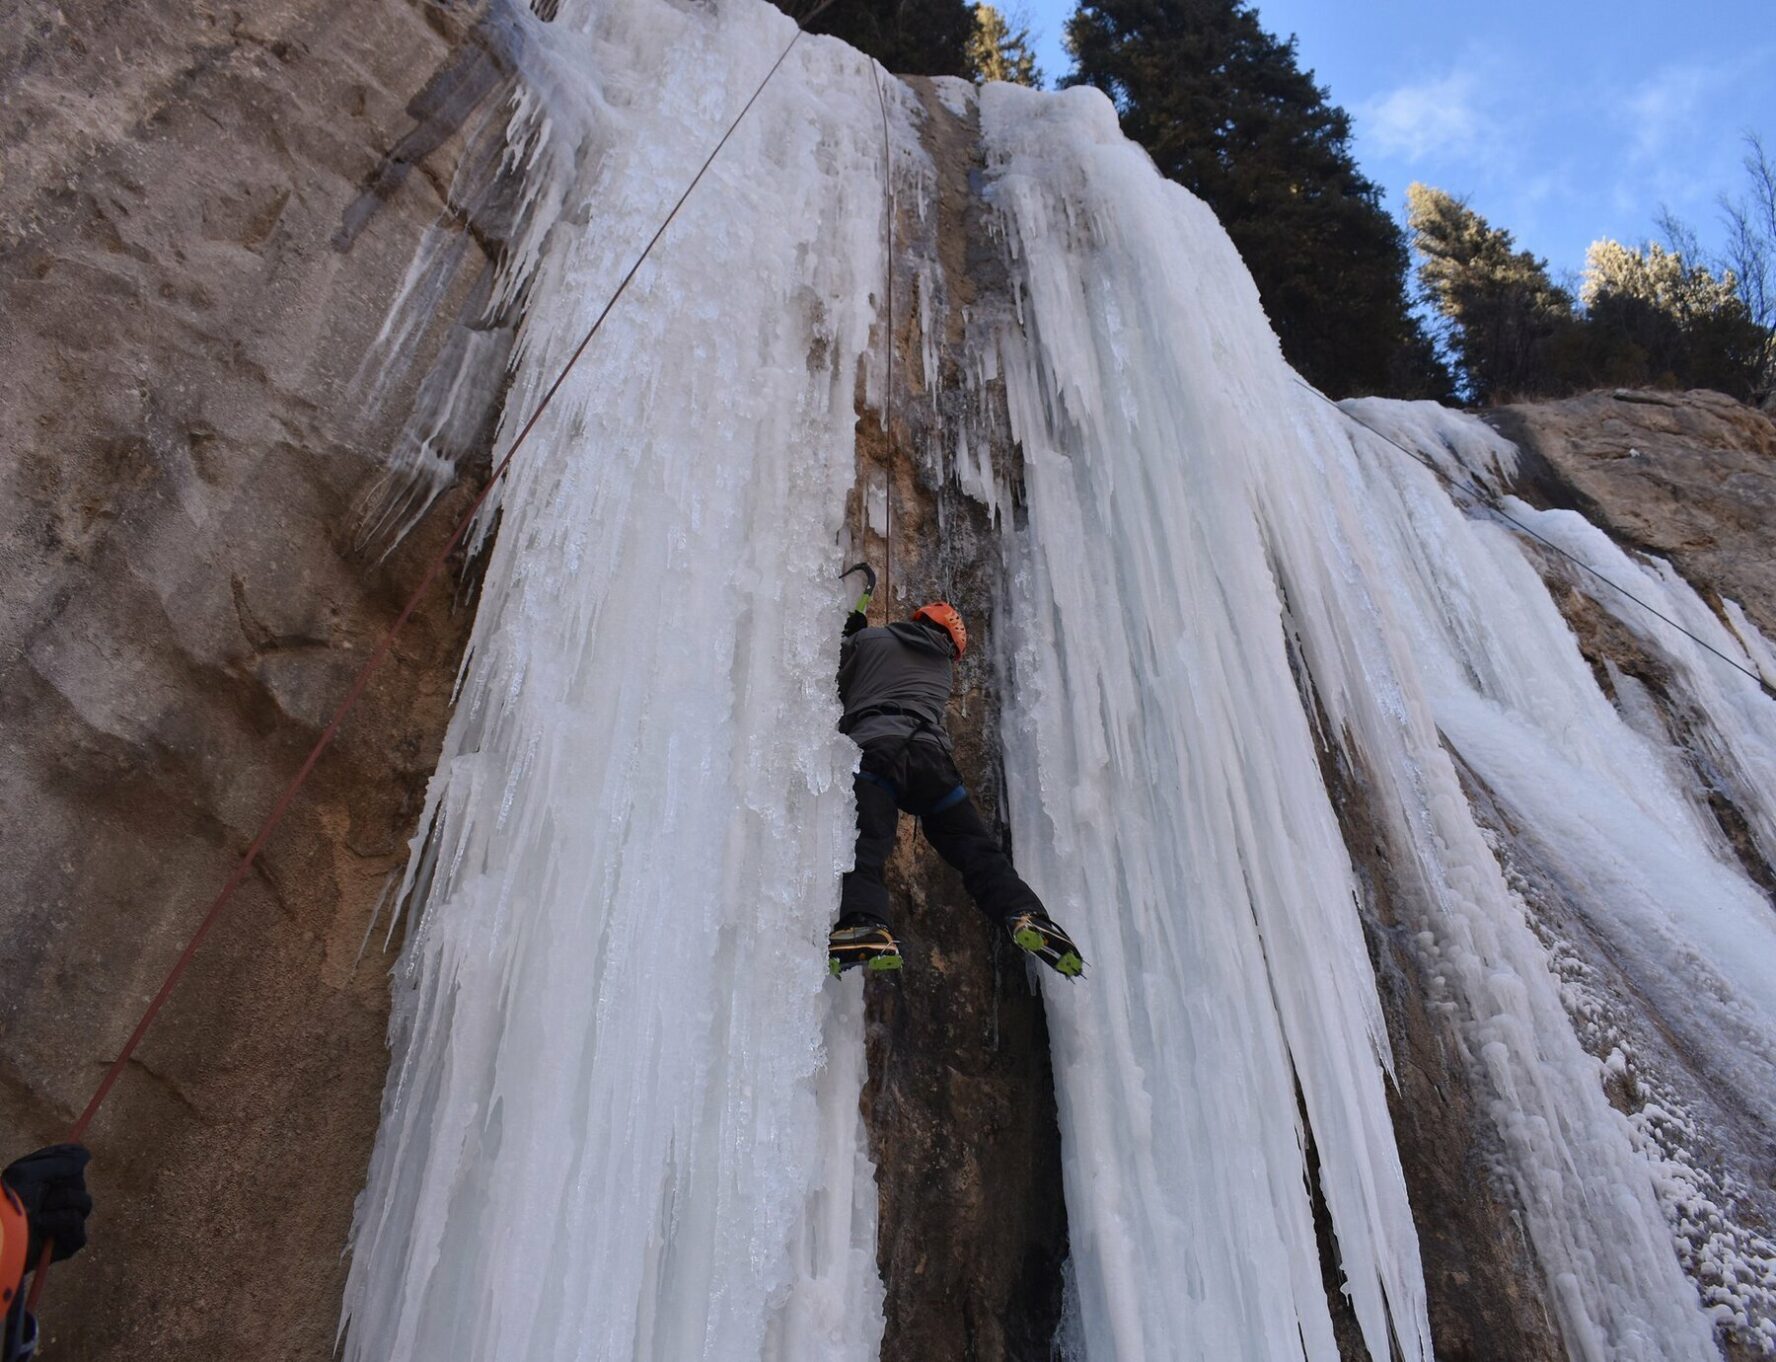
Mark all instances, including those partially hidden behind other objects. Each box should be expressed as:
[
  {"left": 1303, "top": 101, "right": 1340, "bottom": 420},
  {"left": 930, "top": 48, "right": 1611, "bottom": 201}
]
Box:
[
  {"left": 968, "top": 5, "right": 1043, "bottom": 87},
  {"left": 788, "top": 0, "right": 977, "bottom": 78},
  {"left": 1064, "top": 0, "right": 1450, "bottom": 399},
  {"left": 1581, "top": 240, "right": 1762, "bottom": 396},
  {"left": 1406, "top": 184, "right": 1578, "bottom": 402}
]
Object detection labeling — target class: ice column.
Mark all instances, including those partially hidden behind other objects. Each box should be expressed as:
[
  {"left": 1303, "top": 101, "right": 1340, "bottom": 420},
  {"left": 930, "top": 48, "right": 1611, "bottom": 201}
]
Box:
[
  {"left": 983, "top": 83, "right": 1432, "bottom": 1362},
  {"left": 340, "top": 3, "right": 900, "bottom": 1358},
  {"left": 983, "top": 80, "right": 1734, "bottom": 1360}
]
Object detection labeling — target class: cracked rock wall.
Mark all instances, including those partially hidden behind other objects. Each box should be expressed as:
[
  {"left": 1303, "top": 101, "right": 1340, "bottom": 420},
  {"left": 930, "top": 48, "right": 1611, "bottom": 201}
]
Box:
[{"left": 0, "top": 3, "right": 496, "bottom": 1357}]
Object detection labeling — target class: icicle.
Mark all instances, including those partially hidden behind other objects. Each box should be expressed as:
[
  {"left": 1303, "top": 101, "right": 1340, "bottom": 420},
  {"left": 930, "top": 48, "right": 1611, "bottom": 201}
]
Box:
[
  {"left": 982, "top": 77, "right": 1736, "bottom": 1361},
  {"left": 340, "top": 3, "right": 894, "bottom": 1358}
]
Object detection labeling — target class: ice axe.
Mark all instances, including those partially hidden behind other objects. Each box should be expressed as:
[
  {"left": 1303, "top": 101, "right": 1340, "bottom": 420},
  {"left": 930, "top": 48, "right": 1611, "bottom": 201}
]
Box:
[{"left": 840, "top": 561, "right": 877, "bottom": 615}]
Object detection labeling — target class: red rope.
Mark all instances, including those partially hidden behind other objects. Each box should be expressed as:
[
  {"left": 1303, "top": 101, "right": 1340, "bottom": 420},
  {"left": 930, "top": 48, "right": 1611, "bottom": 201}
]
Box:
[{"left": 25, "top": 12, "right": 826, "bottom": 1318}]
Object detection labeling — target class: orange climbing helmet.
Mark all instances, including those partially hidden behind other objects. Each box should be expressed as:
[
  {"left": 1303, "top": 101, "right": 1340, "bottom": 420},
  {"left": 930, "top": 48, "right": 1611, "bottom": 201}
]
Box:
[{"left": 911, "top": 602, "right": 966, "bottom": 659}]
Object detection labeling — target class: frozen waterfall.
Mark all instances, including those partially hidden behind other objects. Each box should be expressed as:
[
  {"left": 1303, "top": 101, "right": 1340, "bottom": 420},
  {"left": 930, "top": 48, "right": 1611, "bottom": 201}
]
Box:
[
  {"left": 341, "top": 1, "right": 1776, "bottom": 1359},
  {"left": 339, "top": 4, "right": 896, "bottom": 1358}
]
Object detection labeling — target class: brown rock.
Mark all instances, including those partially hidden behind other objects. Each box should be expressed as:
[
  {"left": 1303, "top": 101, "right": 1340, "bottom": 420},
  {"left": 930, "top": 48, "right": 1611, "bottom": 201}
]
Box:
[
  {"left": 1488, "top": 388, "right": 1776, "bottom": 638},
  {"left": 0, "top": 3, "right": 502, "bottom": 1357},
  {"left": 854, "top": 81, "right": 1068, "bottom": 1362}
]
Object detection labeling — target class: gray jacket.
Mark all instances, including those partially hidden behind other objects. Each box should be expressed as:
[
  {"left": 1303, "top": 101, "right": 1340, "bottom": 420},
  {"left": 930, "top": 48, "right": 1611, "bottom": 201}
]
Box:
[{"left": 838, "top": 618, "right": 955, "bottom": 751}]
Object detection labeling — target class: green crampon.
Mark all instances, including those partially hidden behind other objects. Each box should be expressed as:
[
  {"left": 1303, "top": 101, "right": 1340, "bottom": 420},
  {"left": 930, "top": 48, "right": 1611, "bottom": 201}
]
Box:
[
  {"left": 829, "top": 952, "right": 904, "bottom": 977},
  {"left": 1010, "top": 915, "right": 1085, "bottom": 978}
]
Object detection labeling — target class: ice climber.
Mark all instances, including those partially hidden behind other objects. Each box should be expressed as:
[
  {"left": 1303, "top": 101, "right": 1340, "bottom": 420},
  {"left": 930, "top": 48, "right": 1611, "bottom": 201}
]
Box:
[
  {"left": 2, "top": 1143, "right": 93, "bottom": 1361},
  {"left": 828, "top": 563, "right": 1083, "bottom": 978}
]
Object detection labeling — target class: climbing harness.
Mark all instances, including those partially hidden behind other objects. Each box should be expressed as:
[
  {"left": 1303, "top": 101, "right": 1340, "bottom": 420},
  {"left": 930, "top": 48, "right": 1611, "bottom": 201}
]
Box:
[
  {"left": 1296, "top": 378, "right": 1776, "bottom": 702},
  {"left": 867, "top": 58, "right": 896, "bottom": 620},
  {"left": 25, "top": 0, "right": 838, "bottom": 1319}
]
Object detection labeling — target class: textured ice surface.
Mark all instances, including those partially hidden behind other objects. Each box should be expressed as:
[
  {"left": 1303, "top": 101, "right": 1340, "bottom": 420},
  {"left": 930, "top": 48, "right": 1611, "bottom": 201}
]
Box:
[
  {"left": 982, "top": 83, "right": 1430, "bottom": 1362},
  {"left": 339, "top": 2, "right": 894, "bottom": 1358},
  {"left": 344, "top": 3, "right": 1776, "bottom": 1357},
  {"left": 981, "top": 81, "right": 1743, "bottom": 1360}
]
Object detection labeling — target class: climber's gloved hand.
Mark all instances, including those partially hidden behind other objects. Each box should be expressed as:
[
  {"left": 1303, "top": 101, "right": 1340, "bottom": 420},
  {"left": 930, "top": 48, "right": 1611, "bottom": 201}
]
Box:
[{"left": 2, "top": 1144, "right": 93, "bottom": 1266}]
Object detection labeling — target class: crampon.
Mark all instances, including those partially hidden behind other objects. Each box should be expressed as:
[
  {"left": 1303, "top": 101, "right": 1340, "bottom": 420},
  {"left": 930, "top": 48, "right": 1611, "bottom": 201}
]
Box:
[
  {"left": 828, "top": 916, "right": 903, "bottom": 976},
  {"left": 1008, "top": 911, "right": 1084, "bottom": 978}
]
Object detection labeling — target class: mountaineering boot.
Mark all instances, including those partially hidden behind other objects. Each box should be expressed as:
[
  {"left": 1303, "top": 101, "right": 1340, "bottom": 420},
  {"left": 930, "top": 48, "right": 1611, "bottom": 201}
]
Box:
[
  {"left": 828, "top": 915, "right": 903, "bottom": 976},
  {"left": 1008, "top": 911, "right": 1084, "bottom": 978}
]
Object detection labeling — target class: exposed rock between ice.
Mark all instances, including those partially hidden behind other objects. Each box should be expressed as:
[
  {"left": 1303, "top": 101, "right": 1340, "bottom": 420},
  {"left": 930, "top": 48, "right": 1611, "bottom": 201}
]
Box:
[
  {"left": 1302, "top": 710, "right": 1565, "bottom": 1362},
  {"left": 853, "top": 78, "right": 1068, "bottom": 1362}
]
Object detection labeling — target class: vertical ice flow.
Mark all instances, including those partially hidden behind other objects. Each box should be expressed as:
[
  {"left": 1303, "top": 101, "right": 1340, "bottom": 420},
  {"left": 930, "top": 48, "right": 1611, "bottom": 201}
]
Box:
[
  {"left": 984, "top": 83, "right": 1432, "bottom": 1362},
  {"left": 984, "top": 80, "right": 1754, "bottom": 1361},
  {"left": 341, "top": 2, "right": 1776, "bottom": 1355},
  {"left": 340, "top": 3, "right": 895, "bottom": 1358}
]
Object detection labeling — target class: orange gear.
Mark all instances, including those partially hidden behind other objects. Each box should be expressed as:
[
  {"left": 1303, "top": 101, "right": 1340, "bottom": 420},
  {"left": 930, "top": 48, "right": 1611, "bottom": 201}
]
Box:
[
  {"left": 911, "top": 602, "right": 966, "bottom": 659},
  {"left": 1, "top": 1183, "right": 26, "bottom": 1310}
]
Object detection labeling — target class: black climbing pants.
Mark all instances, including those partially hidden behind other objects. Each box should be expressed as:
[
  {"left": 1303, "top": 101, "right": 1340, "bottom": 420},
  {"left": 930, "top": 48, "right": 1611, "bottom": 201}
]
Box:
[{"left": 839, "top": 733, "right": 1045, "bottom": 928}]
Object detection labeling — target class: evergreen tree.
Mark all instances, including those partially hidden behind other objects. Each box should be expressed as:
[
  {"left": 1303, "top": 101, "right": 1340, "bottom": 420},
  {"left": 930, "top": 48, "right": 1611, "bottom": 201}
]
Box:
[
  {"left": 789, "top": 0, "right": 976, "bottom": 78},
  {"left": 1406, "top": 184, "right": 1578, "bottom": 402},
  {"left": 1410, "top": 183, "right": 1769, "bottom": 402},
  {"left": 1580, "top": 240, "right": 1762, "bottom": 395},
  {"left": 1064, "top": 0, "right": 1450, "bottom": 399},
  {"left": 968, "top": 5, "right": 1043, "bottom": 86}
]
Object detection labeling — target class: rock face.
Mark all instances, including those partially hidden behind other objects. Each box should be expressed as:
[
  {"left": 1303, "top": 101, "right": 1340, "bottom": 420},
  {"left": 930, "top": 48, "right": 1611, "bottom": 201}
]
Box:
[
  {"left": 1490, "top": 389, "right": 1776, "bottom": 639},
  {"left": 854, "top": 80, "right": 1069, "bottom": 1361},
  {"left": 0, "top": 3, "right": 499, "bottom": 1357},
  {"left": 1305, "top": 715, "right": 1564, "bottom": 1362}
]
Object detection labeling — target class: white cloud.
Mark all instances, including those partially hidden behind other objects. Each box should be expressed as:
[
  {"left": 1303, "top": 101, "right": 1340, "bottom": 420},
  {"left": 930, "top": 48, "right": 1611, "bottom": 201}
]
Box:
[
  {"left": 1359, "top": 69, "right": 1487, "bottom": 162},
  {"left": 1623, "top": 63, "right": 1713, "bottom": 160}
]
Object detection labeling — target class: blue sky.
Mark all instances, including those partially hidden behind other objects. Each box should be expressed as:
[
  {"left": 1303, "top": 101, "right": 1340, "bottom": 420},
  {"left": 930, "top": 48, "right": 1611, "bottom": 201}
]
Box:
[{"left": 1017, "top": 0, "right": 1775, "bottom": 285}]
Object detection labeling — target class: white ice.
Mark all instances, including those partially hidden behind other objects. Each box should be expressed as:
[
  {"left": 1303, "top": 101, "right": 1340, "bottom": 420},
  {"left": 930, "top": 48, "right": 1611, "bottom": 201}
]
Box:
[
  {"left": 339, "top": 2, "right": 898, "bottom": 1358},
  {"left": 343, "top": 3, "right": 1776, "bottom": 1358},
  {"left": 981, "top": 80, "right": 1744, "bottom": 1360}
]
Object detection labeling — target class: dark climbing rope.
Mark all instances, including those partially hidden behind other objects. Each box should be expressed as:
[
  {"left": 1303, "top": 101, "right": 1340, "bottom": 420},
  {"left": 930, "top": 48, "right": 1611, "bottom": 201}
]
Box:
[
  {"left": 26, "top": 0, "right": 837, "bottom": 1317},
  {"left": 868, "top": 58, "right": 895, "bottom": 620},
  {"left": 1297, "top": 378, "right": 1776, "bottom": 700}
]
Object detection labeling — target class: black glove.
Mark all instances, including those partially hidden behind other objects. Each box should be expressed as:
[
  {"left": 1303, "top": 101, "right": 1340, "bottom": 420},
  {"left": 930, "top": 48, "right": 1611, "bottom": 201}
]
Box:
[{"left": 2, "top": 1145, "right": 92, "bottom": 1266}]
